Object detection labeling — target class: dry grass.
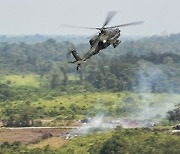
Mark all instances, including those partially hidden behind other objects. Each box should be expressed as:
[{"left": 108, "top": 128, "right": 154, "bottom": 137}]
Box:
[
  {"left": 29, "top": 137, "right": 67, "bottom": 148},
  {"left": 0, "top": 128, "right": 67, "bottom": 145}
]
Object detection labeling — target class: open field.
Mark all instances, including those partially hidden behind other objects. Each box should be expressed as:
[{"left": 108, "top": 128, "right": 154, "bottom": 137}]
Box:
[
  {"left": 0, "top": 126, "right": 112, "bottom": 149},
  {"left": 0, "top": 125, "right": 178, "bottom": 150},
  {"left": 32, "top": 92, "right": 180, "bottom": 119},
  {"left": 1, "top": 74, "right": 179, "bottom": 109},
  {"left": 0, "top": 128, "right": 67, "bottom": 145},
  {"left": 1, "top": 74, "right": 43, "bottom": 88},
  {"left": 1, "top": 74, "right": 78, "bottom": 88},
  {"left": 0, "top": 74, "right": 179, "bottom": 125},
  {"left": 29, "top": 137, "right": 67, "bottom": 148}
]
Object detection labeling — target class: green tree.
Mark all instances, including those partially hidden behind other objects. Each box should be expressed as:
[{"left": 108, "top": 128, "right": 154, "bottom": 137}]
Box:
[
  {"left": 167, "top": 103, "right": 180, "bottom": 124},
  {"left": 2, "top": 101, "right": 38, "bottom": 127},
  {"left": 50, "top": 71, "right": 60, "bottom": 89}
]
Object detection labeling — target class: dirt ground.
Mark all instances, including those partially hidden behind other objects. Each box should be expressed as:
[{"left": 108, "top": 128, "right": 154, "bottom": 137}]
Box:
[
  {"left": 28, "top": 137, "right": 67, "bottom": 148},
  {"left": 0, "top": 128, "right": 68, "bottom": 145}
]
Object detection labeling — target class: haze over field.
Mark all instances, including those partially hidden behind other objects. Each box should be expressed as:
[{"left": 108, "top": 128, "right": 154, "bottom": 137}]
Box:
[{"left": 0, "top": 0, "right": 180, "bottom": 36}]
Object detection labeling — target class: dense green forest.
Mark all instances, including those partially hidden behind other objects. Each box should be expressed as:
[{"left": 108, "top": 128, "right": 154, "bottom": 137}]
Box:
[
  {"left": 0, "top": 34, "right": 180, "bottom": 153},
  {"left": 0, "top": 33, "right": 180, "bottom": 93}
]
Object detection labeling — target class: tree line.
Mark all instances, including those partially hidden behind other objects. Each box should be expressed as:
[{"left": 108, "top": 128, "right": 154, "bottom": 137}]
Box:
[{"left": 0, "top": 34, "right": 180, "bottom": 93}]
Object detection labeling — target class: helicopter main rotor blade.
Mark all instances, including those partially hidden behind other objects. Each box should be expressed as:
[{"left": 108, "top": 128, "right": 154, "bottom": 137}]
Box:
[
  {"left": 102, "top": 11, "right": 118, "bottom": 28},
  {"left": 60, "top": 24, "right": 98, "bottom": 30},
  {"left": 104, "top": 21, "right": 144, "bottom": 29},
  {"left": 61, "top": 11, "right": 118, "bottom": 31}
]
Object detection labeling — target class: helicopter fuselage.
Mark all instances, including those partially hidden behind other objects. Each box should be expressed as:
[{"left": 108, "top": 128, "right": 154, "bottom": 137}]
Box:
[{"left": 82, "top": 28, "right": 121, "bottom": 60}]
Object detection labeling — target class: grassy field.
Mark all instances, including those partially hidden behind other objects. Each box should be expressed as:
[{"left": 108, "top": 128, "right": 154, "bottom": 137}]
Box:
[
  {"left": 1, "top": 74, "right": 80, "bottom": 88},
  {"left": 1, "top": 74, "right": 180, "bottom": 120},
  {"left": 29, "top": 137, "right": 67, "bottom": 148},
  {"left": 1, "top": 74, "right": 44, "bottom": 88},
  {"left": 32, "top": 92, "right": 180, "bottom": 115},
  {"left": 34, "top": 92, "right": 126, "bottom": 109}
]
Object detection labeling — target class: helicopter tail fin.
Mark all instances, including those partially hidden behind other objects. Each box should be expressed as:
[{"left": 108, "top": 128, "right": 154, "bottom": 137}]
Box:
[
  {"left": 68, "top": 49, "right": 83, "bottom": 70},
  {"left": 69, "top": 49, "right": 82, "bottom": 62}
]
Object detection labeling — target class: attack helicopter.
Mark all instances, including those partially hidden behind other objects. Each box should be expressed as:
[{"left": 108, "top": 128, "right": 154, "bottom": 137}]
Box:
[{"left": 64, "top": 11, "right": 143, "bottom": 70}]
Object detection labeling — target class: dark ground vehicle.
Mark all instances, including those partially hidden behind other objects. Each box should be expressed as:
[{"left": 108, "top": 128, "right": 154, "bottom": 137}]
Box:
[{"left": 173, "top": 124, "right": 180, "bottom": 130}]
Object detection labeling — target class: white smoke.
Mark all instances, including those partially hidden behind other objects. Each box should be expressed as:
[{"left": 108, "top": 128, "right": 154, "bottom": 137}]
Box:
[
  {"left": 133, "top": 60, "right": 179, "bottom": 123},
  {"left": 69, "top": 115, "right": 114, "bottom": 137},
  {"left": 69, "top": 60, "right": 179, "bottom": 136}
]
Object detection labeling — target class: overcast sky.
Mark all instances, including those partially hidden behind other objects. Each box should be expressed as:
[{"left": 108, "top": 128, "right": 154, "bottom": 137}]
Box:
[{"left": 0, "top": 0, "right": 180, "bottom": 36}]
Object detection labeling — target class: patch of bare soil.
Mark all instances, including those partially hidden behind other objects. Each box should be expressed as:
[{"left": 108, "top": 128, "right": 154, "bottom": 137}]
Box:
[
  {"left": 0, "top": 128, "right": 68, "bottom": 145},
  {"left": 29, "top": 137, "right": 67, "bottom": 148}
]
